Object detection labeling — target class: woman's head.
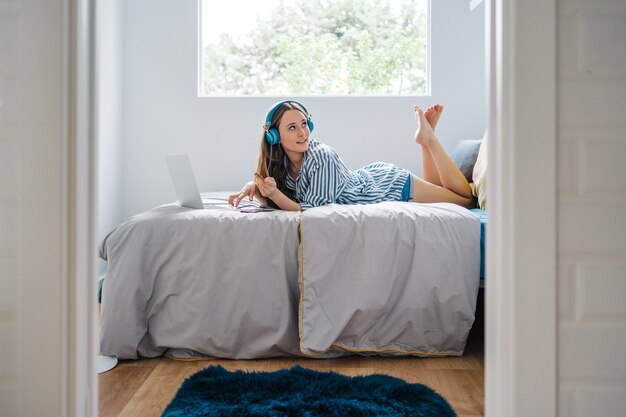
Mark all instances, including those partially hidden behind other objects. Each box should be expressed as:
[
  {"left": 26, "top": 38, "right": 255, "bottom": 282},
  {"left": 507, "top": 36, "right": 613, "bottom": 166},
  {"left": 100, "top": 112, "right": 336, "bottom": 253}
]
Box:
[
  {"left": 259, "top": 101, "right": 313, "bottom": 172},
  {"left": 263, "top": 101, "right": 313, "bottom": 147},
  {"left": 275, "top": 108, "right": 311, "bottom": 155},
  {"left": 257, "top": 101, "right": 312, "bottom": 206}
]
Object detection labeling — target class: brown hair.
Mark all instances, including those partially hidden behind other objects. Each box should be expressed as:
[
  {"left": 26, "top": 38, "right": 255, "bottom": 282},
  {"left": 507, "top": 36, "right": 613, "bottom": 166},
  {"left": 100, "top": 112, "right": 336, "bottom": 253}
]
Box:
[{"left": 256, "top": 102, "right": 308, "bottom": 207}]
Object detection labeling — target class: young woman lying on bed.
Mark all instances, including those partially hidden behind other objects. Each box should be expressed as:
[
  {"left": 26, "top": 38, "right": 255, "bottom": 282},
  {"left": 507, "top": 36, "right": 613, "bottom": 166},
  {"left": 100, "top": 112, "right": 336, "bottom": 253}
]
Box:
[{"left": 228, "top": 101, "right": 474, "bottom": 211}]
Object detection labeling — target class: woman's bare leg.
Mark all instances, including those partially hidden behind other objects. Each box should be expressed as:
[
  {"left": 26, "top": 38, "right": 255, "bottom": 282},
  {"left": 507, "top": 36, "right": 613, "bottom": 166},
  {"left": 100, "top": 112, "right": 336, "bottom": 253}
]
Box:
[
  {"left": 414, "top": 105, "right": 473, "bottom": 199},
  {"left": 410, "top": 175, "right": 474, "bottom": 208},
  {"left": 417, "top": 104, "right": 443, "bottom": 186}
]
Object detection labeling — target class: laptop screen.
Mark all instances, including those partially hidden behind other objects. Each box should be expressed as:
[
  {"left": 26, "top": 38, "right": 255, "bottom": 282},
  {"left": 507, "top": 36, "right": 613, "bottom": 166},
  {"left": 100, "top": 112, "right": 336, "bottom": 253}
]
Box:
[{"left": 165, "top": 155, "right": 204, "bottom": 209}]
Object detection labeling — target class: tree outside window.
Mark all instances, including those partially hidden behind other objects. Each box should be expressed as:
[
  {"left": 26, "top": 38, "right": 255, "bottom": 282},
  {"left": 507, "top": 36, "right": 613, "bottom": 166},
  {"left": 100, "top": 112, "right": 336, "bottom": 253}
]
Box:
[{"left": 201, "top": 0, "right": 428, "bottom": 95}]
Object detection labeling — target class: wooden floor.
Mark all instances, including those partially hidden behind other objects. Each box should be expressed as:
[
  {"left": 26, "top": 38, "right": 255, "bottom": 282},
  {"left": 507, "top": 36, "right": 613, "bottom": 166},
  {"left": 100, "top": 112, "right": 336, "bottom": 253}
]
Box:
[
  {"left": 99, "top": 297, "right": 484, "bottom": 417},
  {"left": 99, "top": 329, "right": 484, "bottom": 417}
]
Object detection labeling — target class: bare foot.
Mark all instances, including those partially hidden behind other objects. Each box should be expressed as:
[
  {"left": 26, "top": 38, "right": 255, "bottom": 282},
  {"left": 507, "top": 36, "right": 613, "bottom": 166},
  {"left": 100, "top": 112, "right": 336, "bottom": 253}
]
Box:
[
  {"left": 424, "top": 104, "right": 444, "bottom": 130},
  {"left": 414, "top": 106, "right": 436, "bottom": 146}
]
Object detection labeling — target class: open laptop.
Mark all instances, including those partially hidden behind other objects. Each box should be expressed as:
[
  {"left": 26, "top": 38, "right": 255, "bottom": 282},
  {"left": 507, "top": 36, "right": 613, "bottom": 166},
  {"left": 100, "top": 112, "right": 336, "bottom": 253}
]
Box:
[
  {"left": 165, "top": 154, "right": 275, "bottom": 212},
  {"left": 165, "top": 154, "right": 204, "bottom": 209}
]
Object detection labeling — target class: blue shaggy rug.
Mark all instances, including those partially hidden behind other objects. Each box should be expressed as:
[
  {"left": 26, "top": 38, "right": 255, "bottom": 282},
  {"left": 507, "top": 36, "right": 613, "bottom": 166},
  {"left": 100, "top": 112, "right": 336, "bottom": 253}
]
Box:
[{"left": 162, "top": 365, "right": 456, "bottom": 417}]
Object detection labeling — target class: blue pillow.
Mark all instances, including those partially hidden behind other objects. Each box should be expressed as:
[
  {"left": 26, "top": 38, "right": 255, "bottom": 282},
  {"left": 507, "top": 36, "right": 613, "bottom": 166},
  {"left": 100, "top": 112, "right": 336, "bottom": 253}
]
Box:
[{"left": 450, "top": 139, "right": 482, "bottom": 182}]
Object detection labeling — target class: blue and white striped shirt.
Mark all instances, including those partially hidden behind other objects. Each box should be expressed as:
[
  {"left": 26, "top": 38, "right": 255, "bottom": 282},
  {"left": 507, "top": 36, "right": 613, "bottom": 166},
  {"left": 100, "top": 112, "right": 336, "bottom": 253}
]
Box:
[{"left": 284, "top": 139, "right": 411, "bottom": 210}]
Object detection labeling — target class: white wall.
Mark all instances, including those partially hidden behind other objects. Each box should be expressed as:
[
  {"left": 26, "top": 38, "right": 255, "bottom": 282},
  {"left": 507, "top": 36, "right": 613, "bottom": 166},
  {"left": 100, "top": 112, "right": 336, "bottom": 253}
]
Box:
[
  {"left": 96, "top": 0, "right": 124, "bottom": 274},
  {"left": 557, "top": 0, "right": 626, "bottom": 415},
  {"left": 104, "top": 0, "right": 485, "bottom": 220}
]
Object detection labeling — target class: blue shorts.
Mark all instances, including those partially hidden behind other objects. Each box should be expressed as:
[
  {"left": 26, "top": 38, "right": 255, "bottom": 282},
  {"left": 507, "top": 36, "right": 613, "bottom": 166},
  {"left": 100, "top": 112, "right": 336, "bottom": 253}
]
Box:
[{"left": 400, "top": 174, "right": 414, "bottom": 202}]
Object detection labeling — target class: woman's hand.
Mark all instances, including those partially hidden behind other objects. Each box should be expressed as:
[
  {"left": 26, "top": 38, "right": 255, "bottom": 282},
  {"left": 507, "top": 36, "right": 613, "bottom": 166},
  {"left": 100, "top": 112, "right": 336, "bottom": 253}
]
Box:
[
  {"left": 254, "top": 173, "right": 278, "bottom": 198},
  {"left": 228, "top": 181, "right": 256, "bottom": 207},
  {"left": 252, "top": 173, "right": 301, "bottom": 211}
]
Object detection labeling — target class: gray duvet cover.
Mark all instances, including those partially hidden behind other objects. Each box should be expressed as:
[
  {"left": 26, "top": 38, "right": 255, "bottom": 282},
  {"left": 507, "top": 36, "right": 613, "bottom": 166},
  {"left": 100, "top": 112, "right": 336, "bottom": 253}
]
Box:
[
  {"left": 99, "top": 194, "right": 480, "bottom": 359},
  {"left": 299, "top": 202, "right": 480, "bottom": 357}
]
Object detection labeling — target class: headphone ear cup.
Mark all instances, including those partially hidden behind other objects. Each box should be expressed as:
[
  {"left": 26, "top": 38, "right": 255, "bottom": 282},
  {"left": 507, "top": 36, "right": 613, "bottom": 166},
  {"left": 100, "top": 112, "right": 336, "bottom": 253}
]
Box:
[
  {"left": 265, "top": 127, "right": 280, "bottom": 145},
  {"left": 307, "top": 119, "right": 314, "bottom": 132}
]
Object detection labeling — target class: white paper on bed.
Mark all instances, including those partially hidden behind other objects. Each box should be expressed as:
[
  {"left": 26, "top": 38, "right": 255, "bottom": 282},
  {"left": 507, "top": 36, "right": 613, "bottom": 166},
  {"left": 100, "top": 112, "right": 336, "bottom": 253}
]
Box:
[
  {"left": 298, "top": 202, "right": 480, "bottom": 356},
  {"left": 99, "top": 194, "right": 302, "bottom": 359}
]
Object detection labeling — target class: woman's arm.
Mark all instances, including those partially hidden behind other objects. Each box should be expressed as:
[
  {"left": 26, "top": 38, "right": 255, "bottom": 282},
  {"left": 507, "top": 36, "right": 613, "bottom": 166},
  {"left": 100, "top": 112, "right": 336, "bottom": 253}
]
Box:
[
  {"left": 228, "top": 180, "right": 273, "bottom": 207},
  {"left": 266, "top": 189, "right": 301, "bottom": 211},
  {"left": 229, "top": 181, "right": 254, "bottom": 207},
  {"left": 255, "top": 173, "right": 301, "bottom": 211}
]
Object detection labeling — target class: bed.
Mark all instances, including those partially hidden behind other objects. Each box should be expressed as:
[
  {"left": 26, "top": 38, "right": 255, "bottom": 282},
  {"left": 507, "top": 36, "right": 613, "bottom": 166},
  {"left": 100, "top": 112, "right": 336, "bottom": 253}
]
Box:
[{"left": 99, "top": 192, "right": 482, "bottom": 360}]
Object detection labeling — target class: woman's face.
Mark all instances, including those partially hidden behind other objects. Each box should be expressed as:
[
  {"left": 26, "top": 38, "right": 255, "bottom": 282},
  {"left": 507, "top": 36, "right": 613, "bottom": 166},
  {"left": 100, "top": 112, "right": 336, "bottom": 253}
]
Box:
[{"left": 278, "top": 109, "right": 310, "bottom": 155}]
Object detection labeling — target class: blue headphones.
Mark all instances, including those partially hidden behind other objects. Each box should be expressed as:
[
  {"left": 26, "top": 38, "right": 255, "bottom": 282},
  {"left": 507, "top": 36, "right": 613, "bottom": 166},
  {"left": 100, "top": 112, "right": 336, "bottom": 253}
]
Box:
[{"left": 264, "top": 101, "right": 314, "bottom": 145}]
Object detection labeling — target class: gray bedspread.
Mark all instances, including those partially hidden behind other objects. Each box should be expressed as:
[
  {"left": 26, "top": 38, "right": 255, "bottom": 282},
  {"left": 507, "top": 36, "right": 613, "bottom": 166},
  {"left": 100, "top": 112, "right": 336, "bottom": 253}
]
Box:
[
  {"left": 99, "top": 194, "right": 480, "bottom": 359},
  {"left": 299, "top": 202, "right": 480, "bottom": 357},
  {"left": 99, "top": 195, "right": 302, "bottom": 359}
]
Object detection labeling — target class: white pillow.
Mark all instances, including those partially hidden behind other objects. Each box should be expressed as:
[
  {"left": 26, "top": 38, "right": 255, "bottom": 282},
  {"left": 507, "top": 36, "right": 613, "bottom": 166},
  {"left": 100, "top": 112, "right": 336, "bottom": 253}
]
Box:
[{"left": 471, "top": 130, "right": 488, "bottom": 210}]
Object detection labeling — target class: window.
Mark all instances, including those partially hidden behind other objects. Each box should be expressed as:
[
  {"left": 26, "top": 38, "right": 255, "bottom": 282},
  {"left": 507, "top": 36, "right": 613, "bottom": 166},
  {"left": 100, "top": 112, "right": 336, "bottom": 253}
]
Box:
[{"left": 199, "top": 0, "right": 429, "bottom": 96}]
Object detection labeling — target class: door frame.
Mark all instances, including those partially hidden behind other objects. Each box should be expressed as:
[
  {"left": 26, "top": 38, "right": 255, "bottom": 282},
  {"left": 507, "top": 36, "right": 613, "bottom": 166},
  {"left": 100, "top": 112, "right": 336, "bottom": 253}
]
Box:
[
  {"left": 485, "top": 0, "right": 557, "bottom": 416},
  {"left": 65, "top": 0, "right": 98, "bottom": 415}
]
